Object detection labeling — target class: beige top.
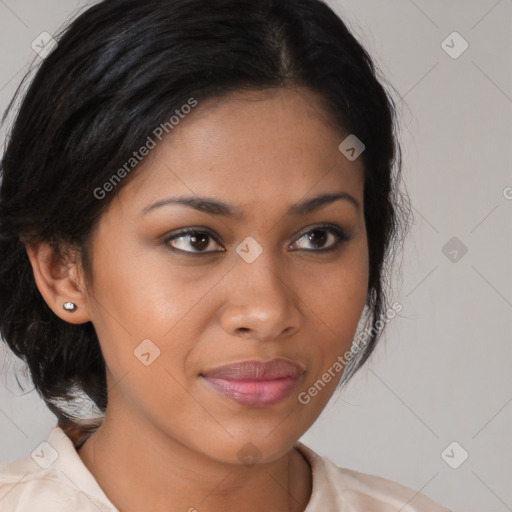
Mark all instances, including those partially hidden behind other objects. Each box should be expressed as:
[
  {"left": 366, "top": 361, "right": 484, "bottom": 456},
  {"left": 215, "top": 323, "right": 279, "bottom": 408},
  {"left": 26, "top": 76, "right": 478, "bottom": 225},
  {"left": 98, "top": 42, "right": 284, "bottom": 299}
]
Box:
[{"left": 0, "top": 425, "right": 451, "bottom": 511}]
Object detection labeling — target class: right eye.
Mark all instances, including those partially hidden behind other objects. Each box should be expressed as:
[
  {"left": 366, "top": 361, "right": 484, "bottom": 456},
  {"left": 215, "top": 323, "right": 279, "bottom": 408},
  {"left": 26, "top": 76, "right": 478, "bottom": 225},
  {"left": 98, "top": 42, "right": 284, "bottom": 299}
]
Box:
[{"left": 163, "top": 228, "right": 225, "bottom": 255}]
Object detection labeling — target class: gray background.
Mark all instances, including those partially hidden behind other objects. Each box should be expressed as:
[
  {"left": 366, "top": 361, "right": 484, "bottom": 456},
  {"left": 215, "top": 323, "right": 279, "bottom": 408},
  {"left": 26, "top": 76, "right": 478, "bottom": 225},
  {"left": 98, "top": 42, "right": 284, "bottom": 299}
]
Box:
[{"left": 0, "top": 1, "right": 511, "bottom": 511}]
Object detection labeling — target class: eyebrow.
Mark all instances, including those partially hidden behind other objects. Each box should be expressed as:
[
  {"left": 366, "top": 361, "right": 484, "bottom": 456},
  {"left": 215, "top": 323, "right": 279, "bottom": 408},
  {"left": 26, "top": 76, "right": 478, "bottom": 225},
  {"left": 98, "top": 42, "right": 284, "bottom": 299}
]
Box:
[{"left": 141, "top": 191, "right": 360, "bottom": 218}]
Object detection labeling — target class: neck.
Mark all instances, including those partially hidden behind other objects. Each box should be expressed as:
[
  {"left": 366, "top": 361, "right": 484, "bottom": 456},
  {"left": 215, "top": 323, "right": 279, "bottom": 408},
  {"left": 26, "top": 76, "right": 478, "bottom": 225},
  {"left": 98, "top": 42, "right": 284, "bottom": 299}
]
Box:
[{"left": 77, "top": 399, "right": 312, "bottom": 512}]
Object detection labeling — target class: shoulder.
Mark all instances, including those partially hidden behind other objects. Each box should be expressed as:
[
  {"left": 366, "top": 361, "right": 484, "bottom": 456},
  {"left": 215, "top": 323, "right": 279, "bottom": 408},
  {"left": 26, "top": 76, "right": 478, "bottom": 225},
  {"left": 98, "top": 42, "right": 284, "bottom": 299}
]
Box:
[
  {"left": 296, "top": 442, "right": 452, "bottom": 512},
  {"left": 0, "top": 456, "right": 93, "bottom": 512},
  {"left": 0, "top": 427, "right": 117, "bottom": 512}
]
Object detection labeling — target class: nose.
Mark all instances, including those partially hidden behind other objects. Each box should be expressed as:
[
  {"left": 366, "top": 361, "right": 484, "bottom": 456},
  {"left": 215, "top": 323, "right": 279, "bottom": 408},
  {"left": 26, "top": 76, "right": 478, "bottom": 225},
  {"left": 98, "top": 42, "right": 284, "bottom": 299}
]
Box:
[{"left": 218, "top": 251, "right": 303, "bottom": 342}]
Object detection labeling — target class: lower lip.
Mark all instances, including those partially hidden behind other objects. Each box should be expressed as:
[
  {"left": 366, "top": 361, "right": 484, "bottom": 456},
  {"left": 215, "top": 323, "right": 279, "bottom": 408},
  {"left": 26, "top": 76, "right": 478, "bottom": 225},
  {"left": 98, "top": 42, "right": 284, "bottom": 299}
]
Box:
[{"left": 202, "top": 375, "right": 302, "bottom": 407}]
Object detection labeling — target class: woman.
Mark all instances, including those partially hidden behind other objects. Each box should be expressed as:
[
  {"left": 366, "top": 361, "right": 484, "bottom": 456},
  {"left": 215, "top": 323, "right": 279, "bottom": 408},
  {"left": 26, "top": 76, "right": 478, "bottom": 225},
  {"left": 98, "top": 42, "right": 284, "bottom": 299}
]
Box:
[{"left": 0, "top": 0, "right": 451, "bottom": 510}]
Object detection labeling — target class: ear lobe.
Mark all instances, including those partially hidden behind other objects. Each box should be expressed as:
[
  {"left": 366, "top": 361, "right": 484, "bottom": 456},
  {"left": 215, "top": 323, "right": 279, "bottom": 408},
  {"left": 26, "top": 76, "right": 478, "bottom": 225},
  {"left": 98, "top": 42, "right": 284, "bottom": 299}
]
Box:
[{"left": 25, "top": 241, "right": 92, "bottom": 324}]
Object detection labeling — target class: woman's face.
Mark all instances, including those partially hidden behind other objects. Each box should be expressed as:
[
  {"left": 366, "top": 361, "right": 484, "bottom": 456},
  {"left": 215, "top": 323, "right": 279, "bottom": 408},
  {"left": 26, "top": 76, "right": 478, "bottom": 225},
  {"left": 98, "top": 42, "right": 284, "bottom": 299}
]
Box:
[{"left": 81, "top": 87, "right": 368, "bottom": 463}]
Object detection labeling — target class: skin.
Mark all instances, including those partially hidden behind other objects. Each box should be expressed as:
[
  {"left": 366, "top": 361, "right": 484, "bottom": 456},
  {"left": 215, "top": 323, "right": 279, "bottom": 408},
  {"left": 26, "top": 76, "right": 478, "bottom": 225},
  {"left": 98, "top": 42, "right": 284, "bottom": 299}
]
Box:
[{"left": 26, "top": 86, "right": 369, "bottom": 512}]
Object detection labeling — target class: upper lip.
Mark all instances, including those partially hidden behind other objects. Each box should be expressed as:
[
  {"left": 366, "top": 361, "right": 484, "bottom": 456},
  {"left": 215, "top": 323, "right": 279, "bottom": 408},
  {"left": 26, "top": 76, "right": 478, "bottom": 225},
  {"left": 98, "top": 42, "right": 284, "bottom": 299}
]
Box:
[{"left": 202, "top": 358, "right": 304, "bottom": 380}]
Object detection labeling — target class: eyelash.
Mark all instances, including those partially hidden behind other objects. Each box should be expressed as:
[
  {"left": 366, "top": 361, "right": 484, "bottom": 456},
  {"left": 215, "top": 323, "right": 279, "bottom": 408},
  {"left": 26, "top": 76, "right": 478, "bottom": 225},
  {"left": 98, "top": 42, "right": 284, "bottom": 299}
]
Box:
[{"left": 162, "top": 223, "right": 352, "bottom": 256}]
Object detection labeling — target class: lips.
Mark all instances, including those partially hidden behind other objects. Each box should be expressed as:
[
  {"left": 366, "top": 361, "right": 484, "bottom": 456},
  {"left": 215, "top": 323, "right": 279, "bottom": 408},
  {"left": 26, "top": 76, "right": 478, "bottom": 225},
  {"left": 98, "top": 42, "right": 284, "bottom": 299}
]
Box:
[
  {"left": 203, "top": 358, "right": 304, "bottom": 380},
  {"left": 201, "top": 358, "right": 304, "bottom": 407}
]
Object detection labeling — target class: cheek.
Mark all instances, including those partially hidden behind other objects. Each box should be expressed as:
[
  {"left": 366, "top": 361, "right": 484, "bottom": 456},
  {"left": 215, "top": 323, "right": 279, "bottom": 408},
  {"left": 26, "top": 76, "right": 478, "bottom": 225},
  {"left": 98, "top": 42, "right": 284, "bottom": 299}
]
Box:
[
  {"left": 86, "top": 234, "right": 183, "bottom": 336},
  {"left": 84, "top": 234, "right": 214, "bottom": 403},
  {"left": 301, "top": 251, "right": 368, "bottom": 337},
  {"left": 293, "top": 265, "right": 368, "bottom": 417},
  {"left": 297, "top": 243, "right": 369, "bottom": 385}
]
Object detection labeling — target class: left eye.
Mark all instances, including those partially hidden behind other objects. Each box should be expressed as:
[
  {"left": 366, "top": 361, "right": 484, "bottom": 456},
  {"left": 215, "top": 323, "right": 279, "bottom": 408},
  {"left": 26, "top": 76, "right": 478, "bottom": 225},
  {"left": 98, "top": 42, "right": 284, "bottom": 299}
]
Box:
[{"left": 290, "top": 226, "right": 351, "bottom": 252}]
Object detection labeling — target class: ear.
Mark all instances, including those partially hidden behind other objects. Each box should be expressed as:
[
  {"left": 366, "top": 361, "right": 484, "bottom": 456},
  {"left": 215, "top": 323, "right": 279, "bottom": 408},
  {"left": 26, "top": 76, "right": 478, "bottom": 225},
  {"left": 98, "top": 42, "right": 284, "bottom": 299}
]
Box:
[{"left": 24, "top": 241, "right": 92, "bottom": 324}]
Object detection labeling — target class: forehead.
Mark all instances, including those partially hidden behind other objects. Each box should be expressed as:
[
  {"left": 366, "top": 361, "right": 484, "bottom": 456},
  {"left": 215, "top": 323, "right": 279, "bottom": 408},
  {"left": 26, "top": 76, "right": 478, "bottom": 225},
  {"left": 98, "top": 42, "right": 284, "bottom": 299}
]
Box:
[{"left": 111, "top": 87, "right": 365, "bottom": 218}]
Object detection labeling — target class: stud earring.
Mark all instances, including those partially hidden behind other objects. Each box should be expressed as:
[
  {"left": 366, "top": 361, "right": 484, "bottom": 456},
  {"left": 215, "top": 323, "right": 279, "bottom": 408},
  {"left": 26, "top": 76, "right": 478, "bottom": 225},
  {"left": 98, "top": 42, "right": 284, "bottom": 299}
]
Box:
[{"left": 63, "top": 302, "right": 77, "bottom": 312}]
